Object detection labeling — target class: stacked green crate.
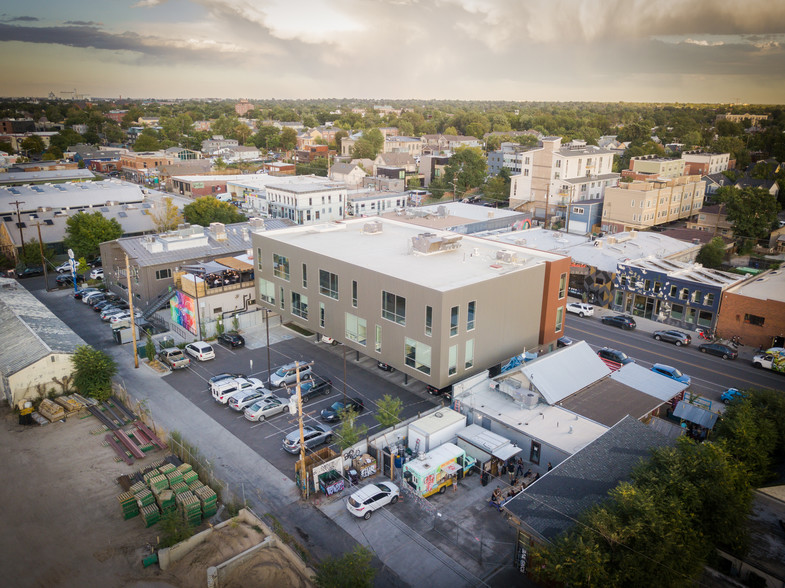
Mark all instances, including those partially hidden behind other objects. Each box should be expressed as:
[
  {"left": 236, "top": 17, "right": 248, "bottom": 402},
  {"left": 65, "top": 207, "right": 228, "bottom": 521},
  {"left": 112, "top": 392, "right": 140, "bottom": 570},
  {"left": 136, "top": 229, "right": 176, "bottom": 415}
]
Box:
[
  {"left": 159, "top": 463, "right": 176, "bottom": 476},
  {"left": 156, "top": 489, "right": 176, "bottom": 514},
  {"left": 149, "top": 474, "right": 169, "bottom": 494},
  {"left": 195, "top": 485, "right": 218, "bottom": 518},
  {"left": 182, "top": 470, "right": 199, "bottom": 486},
  {"left": 165, "top": 470, "right": 183, "bottom": 488},
  {"left": 135, "top": 488, "right": 156, "bottom": 508},
  {"left": 170, "top": 481, "right": 189, "bottom": 495},
  {"left": 176, "top": 491, "right": 202, "bottom": 526},
  {"left": 176, "top": 463, "right": 193, "bottom": 475},
  {"left": 140, "top": 504, "right": 161, "bottom": 528},
  {"left": 130, "top": 481, "right": 147, "bottom": 496},
  {"left": 187, "top": 479, "right": 204, "bottom": 492},
  {"left": 117, "top": 492, "right": 139, "bottom": 520},
  {"left": 143, "top": 469, "right": 160, "bottom": 485}
]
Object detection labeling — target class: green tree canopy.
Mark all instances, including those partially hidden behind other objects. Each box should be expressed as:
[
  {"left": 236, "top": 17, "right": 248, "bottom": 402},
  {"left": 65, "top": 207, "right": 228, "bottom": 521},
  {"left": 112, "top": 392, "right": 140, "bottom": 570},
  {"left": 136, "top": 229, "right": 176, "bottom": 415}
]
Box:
[
  {"left": 280, "top": 127, "right": 298, "bottom": 151},
  {"left": 335, "top": 407, "right": 369, "bottom": 450},
  {"left": 49, "top": 129, "right": 85, "bottom": 152},
  {"left": 695, "top": 236, "right": 726, "bottom": 268},
  {"left": 716, "top": 186, "right": 781, "bottom": 246},
  {"left": 71, "top": 345, "right": 117, "bottom": 401},
  {"left": 352, "top": 138, "right": 377, "bottom": 159},
  {"left": 484, "top": 174, "right": 510, "bottom": 203},
  {"left": 314, "top": 545, "right": 376, "bottom": 588},
  {"left": 374, "top": 394, "right": 403, "bottom": 428},
  {"left": 133, "top": 129, "right": 162, "bottom": 151},
  {"left": 253, "top": 126, "right": 281, "bottom": 151},
  {"left": 18, "top": 238, "right": 55, "bottom": 268},
  {"left": 444, "top": 146, "right": 487, "bottom": 195},
  {"left": 182, "top": 196, "right": 247, "bottom": 226},
  {"left": 20, "top": 135, "right": 46, "bottom": 156},
  {"left": 63, "top": 211, "right": 123, "bottom": 259},
  {"left": 364, "top": 128, "right": 384, "bottom": 153}
]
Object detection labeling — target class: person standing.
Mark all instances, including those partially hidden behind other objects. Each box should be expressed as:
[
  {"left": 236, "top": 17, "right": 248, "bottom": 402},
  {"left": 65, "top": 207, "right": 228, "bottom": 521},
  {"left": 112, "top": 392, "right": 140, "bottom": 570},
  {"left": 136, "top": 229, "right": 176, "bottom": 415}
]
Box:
[
  {"left": 547, "top": 462, "right": 553, "bottom": 472},
  {"left": 516, "top": 457, "right": 524, "bottom": 477},
  {"left": 452, "top": 474, "right": 458, "bottom": 492}
]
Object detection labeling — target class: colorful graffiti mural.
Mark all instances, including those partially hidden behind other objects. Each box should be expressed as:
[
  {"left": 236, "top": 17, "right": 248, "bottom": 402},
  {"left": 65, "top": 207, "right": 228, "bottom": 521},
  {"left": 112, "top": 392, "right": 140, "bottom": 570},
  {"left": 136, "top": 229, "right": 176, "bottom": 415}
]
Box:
[{"left": 170, "top": 291, "right": 197, "bottom": 334}]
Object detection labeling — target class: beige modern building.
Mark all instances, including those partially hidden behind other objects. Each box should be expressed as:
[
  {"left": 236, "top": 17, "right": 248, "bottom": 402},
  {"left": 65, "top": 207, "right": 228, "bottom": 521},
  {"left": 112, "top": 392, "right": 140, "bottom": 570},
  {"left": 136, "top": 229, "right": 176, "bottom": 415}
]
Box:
[
  {"left": 628, "top": 155, "right": 686, "bottom": 179},
  {"left": 681, "top": 151, "right": 732, "bottom": 176},
  {"left": 252, "top": 218, "right": 571, "bottom": 390},
  {"left": 601, "top": 175, "right": 705, "bottom": 233},
  {"left": 509, "top": 137, "right": 618, "bottom": 222}
]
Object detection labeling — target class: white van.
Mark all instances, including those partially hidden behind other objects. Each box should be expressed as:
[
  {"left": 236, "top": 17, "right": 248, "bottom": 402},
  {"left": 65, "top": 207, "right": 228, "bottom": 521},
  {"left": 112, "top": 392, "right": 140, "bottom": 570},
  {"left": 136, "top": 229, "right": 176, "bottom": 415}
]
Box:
[{"left": 211, "top": 377, "right": 265, "bottom": 404}]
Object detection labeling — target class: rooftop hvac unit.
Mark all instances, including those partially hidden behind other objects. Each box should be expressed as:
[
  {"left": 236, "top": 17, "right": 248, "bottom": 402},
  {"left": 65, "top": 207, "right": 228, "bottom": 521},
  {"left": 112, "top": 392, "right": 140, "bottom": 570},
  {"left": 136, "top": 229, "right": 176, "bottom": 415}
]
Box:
[
  {"left": 248, "top": 217, "right": 265, "bottom": 229},
  {"left": 411, "top": 232, "right": 462, "bottom": 254},
  {"left": 522, "top": 392, "right": 538, "bottom": 409},
  {"left": 362, "top": 220, "right": 383, "bottom": 234},
  {"left": 496, "top": 249, "right": 518, "bottom": 264}
]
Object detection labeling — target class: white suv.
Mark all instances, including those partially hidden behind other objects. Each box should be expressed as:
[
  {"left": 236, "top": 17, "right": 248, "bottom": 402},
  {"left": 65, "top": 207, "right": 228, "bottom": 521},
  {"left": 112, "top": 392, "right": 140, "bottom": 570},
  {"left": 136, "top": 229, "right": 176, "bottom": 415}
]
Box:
[
  {"left": 565, "top": 302, "right": 594, "bottom": 317},
  {"left": 212, "top": 377, "right": 266, "bottom": 404},
  {"left": 270, "top": 361, "right": 313, "bottom": 387},
  {"left": 185, "top": 341, "right": 215, "bottom": 361},
  {"left": 346, "top": 482, "right": 400, "bottom": 520}
]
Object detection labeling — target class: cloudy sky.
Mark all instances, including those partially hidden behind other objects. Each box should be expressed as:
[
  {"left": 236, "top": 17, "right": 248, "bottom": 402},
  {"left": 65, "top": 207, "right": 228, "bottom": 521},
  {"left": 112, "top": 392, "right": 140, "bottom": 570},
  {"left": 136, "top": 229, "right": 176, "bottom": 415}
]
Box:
[{"left": 1, "top": 0, "right": 785, "bottom": 103}]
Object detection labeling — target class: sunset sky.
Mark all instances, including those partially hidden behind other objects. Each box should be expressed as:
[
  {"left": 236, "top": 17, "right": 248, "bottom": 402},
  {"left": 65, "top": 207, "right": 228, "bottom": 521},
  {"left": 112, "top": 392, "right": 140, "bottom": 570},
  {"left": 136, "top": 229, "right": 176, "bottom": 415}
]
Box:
[{"left": 1, "top": 0, "right": 784, "bottom": 103}]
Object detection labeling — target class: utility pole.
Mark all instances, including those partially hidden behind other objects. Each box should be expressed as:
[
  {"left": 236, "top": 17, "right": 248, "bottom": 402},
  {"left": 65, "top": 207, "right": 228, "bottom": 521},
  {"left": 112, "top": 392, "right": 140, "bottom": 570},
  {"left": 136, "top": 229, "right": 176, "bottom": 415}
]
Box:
[
  {"left": 295, "top": 361, "right": 308, "bottom": 499},
  {"left": 343, "top": 345, "right": 347, "bottom": 406},
  {"left": 32, "top": 222, "right": 49, "bottom": 290},
  {"left": 265, "top": 308, "right": 271, "bottom": 383},
  {"left": 10, "top": 200, "right": 25, "bottom": 256},
  {"left": 125, "top": 254, "right": 139, "bottom": 368}
]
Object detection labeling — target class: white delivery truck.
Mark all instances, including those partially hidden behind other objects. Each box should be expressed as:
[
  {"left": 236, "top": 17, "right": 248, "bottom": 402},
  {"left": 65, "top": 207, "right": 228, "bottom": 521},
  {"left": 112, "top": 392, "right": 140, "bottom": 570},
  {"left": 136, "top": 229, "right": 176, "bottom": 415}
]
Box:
[{"left": 407, "top": 408, "right": 466, "bottom": 454}]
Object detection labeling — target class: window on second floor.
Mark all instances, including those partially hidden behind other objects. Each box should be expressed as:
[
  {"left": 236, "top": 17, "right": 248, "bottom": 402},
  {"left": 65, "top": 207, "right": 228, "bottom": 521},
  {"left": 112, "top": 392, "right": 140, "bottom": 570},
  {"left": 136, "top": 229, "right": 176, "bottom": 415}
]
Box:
[
  {"left": 273, "top": 254, "right": 289, "bottom": 280},
  {"left": 319, "top": 270, "right": 339, "bottom": 299},
  {"left": 450, "top": 306, "right": 459, "bottom": 336},
  {"left": 425, "top": 305, "right": 433, "bottom": 337},
  {"left": 382, "top": 291, "right": 406, "bottom": 325},
  {"left": 291, "top": 292, "right": 308, "bottom": 319},
  {"left": 558, "top": 273, "right": 567, "bottom": 298},
  {"left": 155, "top": 268, "right": 171, "bottom": 280},
  {"left": 467, "top": 301, "right": 476, "bottom": 331}
]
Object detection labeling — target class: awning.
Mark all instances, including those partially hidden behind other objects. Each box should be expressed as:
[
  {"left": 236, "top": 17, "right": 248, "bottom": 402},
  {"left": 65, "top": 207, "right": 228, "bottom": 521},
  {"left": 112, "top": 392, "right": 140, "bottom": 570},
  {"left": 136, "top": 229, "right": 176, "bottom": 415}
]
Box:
[
  {"left": 441, "top": 463, "right": 460, "bottom": 475},
  {"left": 673, "top": 401, "right": 718, "bottom": 429},
  {"left": 215, "top": 255, "right": 253, "bottom": 271},
  {"left": 492, "top": 444, "right": 523, "bottom": 461},
  {"left": 181, "top": 260, "right": 231, "bottom": 275}
]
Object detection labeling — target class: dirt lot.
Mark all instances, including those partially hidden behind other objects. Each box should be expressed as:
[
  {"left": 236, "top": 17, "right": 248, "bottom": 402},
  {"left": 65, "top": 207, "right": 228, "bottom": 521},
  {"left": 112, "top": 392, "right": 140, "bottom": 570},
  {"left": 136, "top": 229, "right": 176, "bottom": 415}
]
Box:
[{"left": 0, "top": 406, "right": 304, "bottom": 588}]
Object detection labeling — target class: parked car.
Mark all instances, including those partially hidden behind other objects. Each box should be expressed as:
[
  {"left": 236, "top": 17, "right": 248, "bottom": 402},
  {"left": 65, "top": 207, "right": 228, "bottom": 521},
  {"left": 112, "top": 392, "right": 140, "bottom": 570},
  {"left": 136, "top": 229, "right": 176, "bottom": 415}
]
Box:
[
  {"left": 720, "top": 388, "right": 746, "bottom": 404},
  {"left": 208, "top": 372, "right": 246, "bottom": 391},
  {"left": 82, "top": 290, "right": 107, "bottom": 304},
  {"left": 652, "top": 329, "right": 691, "bottom": 347},
  {"left": 597, "top": 348, "right": 634, "bottom": 365},
  {"left": 74, "top": 287, "right": 100, "bottom": 299},
  {"left": 93, "top": 298, "right": 118, "bottom": 311},
  {"left": 698, "top": 342, "right": 738, "bottom": 360},
  {"left": 228, "top": 388, "right": 272, "bottom": 411},
  {"left": 17, "top": 266, "right": 44, "bottom": 278},
  {"left": 321, "top": 336, "right": 339, "bottom": 346},
  {"left": 109, "top": 310, "right": 141, "bottom": 324},
  {"left": 557, "top": 336, "right": 575, "bottom": 348},
  {"left": 426, "top": 384, "right": 453, "bottom": 399},
  {"left": 650, "top": 363, "right": 691, "bottom": 385},
  {"left": 89, "top": 268, "right": 104, "bottom": 280},
  {"left": 185, "top": 341, "right": 215, "bottom": 362},
  {"left": 565, "top": 302, "right": 594, "bottom": 317},
  {"left": 84, "top": 293, "right": 108, "bottom": 306},
  {"left": 346, "top": 482, "right": 400, "bottom": 520},
  {"left": 158, "top": 348, "right": 191, "bottom": 370},
  {"left": 56, "top": 274, "right": 82, "bottom": 287},
  {"left": 101, "top": 306, "right": 129, "bottom": 320},
  {"left": 244, "top": 395, "right": 289, "bottom": 422},
  {"left": 320, "top": 398, "right": 365, "bottom": 422},
  {"left": 54, "top": 261, "right": 73, "bottom": 273},
  {"left": 217, "top": 332, "right": 245, "bottom": 348},
  {"left": 287, "top": 376, "right": 331, "bottom": 403},
  {"left": 212, "top": 377, "right": 266, "bottom": 404},
  {"left": 282, "top": 423, "right": 332, "bottom": 454},
  {"left": 601, "top": 314, "right": 637, "bottom": 330},
  {"left": 89, "top": 256, "right": 102, "bottom": 268},
  {"left": 270, "top": 361, "right": 313, "bottom": 387},
  {"left": 377, "top": 361, "right": 394, "bottom": 372}
]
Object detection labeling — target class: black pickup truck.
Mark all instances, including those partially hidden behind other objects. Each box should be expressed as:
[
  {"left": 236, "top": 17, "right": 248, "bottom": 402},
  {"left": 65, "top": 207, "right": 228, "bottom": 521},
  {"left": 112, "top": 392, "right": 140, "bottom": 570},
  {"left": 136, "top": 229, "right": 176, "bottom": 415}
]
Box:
[{"left": 285, "top": 375, "right": 332, "bottom": 403}]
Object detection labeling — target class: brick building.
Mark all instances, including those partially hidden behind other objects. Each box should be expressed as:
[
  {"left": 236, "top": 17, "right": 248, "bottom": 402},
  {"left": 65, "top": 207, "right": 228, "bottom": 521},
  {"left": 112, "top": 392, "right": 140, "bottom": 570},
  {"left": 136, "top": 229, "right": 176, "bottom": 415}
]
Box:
[{"left": 716, "top": 269, "right": 785, "bottom": 350}]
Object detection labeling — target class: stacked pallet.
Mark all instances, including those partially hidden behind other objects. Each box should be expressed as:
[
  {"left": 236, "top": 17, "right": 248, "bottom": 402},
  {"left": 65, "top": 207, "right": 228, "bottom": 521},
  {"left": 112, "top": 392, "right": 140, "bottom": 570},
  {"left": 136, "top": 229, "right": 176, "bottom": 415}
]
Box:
[
  {"left": 135, "top": 488, "right": 155, "bottom": 508},
  {"left": 170, "top": 481, "right": 189, "bottom": 496},
  {"left": 176, "top": 463, "right": 193, "bottom": 475},
  {"left": 53, "top": 395, "right": 82, "bottom": 416},
  {"left": 130, "top": 481, "right": 147, "bottom": 496},
  {"left": 176, "top": 491, "right": 202, "bottom": 526},
  {"left": 143, "top": 469, "right": 160, "bottom": 485},
  {"left": 187, "top": 479, "right": 204, "bottom": 492},
  {"left": 156, "top": 489, "right": 176, "bottom": 514},
  {"left": 148, "top": 474, "right": 169, "bottom": 495},
  {"left": 165, "top": 470, "right": 183, "bottom": 488},
  {"left": 182, "top": 470, "right": 199, "bottom": 485},
  {"left": 117, "top": 492, "right": 139, "bottom": 520},
  {"left": 140, "top": 504, "right": 161, "bottom": 528},
  {"left": 159, "top": 463, "right": 176, "bottom": 475},
  {"left": 194, "top": 485, "right": 218, "bottom": 518},
  {"left": 38, "top": 399, "right": 65, "bottom": 422}
]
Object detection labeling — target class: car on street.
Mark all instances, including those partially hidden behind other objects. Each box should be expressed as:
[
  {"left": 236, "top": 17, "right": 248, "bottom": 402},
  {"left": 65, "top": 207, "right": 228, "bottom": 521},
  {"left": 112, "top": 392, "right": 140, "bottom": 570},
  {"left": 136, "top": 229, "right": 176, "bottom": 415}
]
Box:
[
  {"left": 600, "top": 314, "right": 637, "bottom": 330},
  {"left": 377, "top": 361, "right": 394, "bottom": 372},
  {"left": 557, "top": 336, "right": 574, "bottom": 348},
  {"left": 217, "top": 332, "right": 245, "bottom": 348},
  {"left": 270, "top": 361, "right": 313, "bottom": 387},
  {"left": 652, "top": 329, "right": 692, "bottom": 347},
  {"left": 720, "top": 388, "right": 746, "bottom": 404},
  {"left": 321, "top": 336, "right": 339, "bottom": 346},
  {"left": 89, "top": 256, "right": 102, "bottom": 267},
  {"left": 597, "top": 347, "right": 634, "bottom": 365},
  {"left": 282, "top": 423, "right": 332, "bottom": 454},
  {"left": 89, "top": 268, "right": 104, "bottom": 280},
  {"left": 212, "top": 377, "right": 266, "bottom": 404},
  {"left": 650, "top": 363, "right": 691, "bottom": 386},
  {"left": 54, "top": 261, "right": 73, "bottom": 273},
  {"left": 320, "top": 398, "right": 365, "bottom": 422},
  {"left": 346, "top": 482, "right": 400, "bottom": 520},
  {"left": 208, "top": 372, "right": 246, "bottom": 391},
  {"left": 244, "top": 395, "right": 289, "bottom": 422},
  {"left": 228, "top": 388, "right": 273, "bottom": 411},
  {"left": 17, "top": 266, "right": 44, "bottom": 278},
  {"left": 185, "top": 341, "right": 215, "bottom": 361},
  {"left": 565, "top": 302, "right": 594, "bottom": 317},
  {"left": 698, "top": 342, "right": 738, "bottom": 360}
]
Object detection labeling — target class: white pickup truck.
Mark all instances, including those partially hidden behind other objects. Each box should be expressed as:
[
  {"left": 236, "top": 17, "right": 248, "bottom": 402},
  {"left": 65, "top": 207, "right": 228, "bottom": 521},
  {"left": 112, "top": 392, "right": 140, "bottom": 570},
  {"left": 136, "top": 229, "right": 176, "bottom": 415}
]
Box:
[{"left": 752, "top": 349, "right": 785, "bottom": 373}]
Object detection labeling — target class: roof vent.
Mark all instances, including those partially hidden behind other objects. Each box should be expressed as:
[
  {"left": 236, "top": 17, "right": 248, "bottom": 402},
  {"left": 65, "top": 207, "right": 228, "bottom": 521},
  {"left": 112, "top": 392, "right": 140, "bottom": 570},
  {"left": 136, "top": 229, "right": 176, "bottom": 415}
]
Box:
[
  {"left": 411, "top": 232, "right": 462, "bottom": 254},
  {"left": 248, "top": 217, "right": 265, "bottom": 230},
  {"left": 496, "top": 249, "right": 518, "bottom": 264},
  {"left": 363, "top": 220, "right": 383, "bottom": 234},
  {"left": 209, "top": 222, "right": 227, "bottom": 241}
]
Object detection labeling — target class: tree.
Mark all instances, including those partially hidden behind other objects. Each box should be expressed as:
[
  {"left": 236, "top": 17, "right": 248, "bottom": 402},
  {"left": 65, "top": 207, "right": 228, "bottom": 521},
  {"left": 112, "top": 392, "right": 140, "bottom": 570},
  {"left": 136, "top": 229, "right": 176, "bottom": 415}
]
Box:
[
  {"left": 234, "top": 123, "right": 252, "bottom": 145},
  {"left": 352, "top": 138, "right": 377, "bottom": 159},
  {"left": 20, "top": 135, "right": 45, "bottom": 156},
  {"left": 253, "top": 126, "right": 281, "bottom": 151},
  {"left": 182, "top": 196, "right": 246, "bottom": 226},
  {"left": 484, "top": 175, "right": 510, "bottom": 203},
  {"left": 71, "top": 345, "right": 117, "bottom": 401},
  {"left": 314, "top": 545, "right": 376, "bottom": 588},
  {"left": 49, "top": 129, "right": 85, "bottom": 152},
  {"left": 444, "top": 147, "right": 487, "bottom": 194},
  {"left": 63, "top": 212, "right": 123, "bottom": 259},
  {"left": 133, "top": 130, "right": 161, "bottom": 151},
  {"left": 374, "top": 394, "right": 403, "bottom": 428},
  {"left": 335, "top": 407, "right": 368, "bottom": 450},
  {"left": 716, "top": 186, "right": 781, "bottom": 247},
  {"left": 695, "top": 236, "right": 726, "bottom": 268},
  {"left": 145, "top": 334, "right": 156, "bottom": 362},
  {"left": 364, "top": 128, "right": 384, "bottom": 154},
  {"left": 150, "top": 196, "right": 184, "bottom": 232},
  {"left": 18, "top": 238, "right": 54, "bottom": 267},
  {"left": 0, "top": 140, "right": 14, "bottom": 154},
  {"left": 332, "top": 130, "right": 348, "bottom": 150},
  {"left": 280, "top": 127, "right": 297, "bottom": 151}
]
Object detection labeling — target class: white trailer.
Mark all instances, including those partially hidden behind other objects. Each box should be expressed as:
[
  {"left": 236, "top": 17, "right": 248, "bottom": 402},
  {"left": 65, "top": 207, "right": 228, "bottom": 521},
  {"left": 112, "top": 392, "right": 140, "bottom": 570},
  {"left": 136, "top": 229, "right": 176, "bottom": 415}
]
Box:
[{"left": 407, "top": 408, "right": 466, "bottom": 454}]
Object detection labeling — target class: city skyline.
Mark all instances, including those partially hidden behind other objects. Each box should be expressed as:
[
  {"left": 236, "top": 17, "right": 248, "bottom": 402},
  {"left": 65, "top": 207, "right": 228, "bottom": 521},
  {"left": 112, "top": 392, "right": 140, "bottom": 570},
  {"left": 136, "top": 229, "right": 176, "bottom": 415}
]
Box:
[{"left": 1, "top": 0, "right": 785, "bottom": 103}]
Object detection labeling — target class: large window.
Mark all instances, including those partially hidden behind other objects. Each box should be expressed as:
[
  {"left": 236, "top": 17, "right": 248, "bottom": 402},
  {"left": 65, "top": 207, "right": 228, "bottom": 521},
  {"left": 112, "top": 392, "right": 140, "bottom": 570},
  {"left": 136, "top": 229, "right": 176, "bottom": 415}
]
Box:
[
  {"left": 744, "top": 313, "right": 765, "bottom": 327},
  {"left": 291, "top": 292, "right": 308, "bottom": 319},
  {"left": 404, "top": 337, "right": 431, "bottom": 375},
  {"left": 467, "top": 301, "right": 476, "bottom": 331},
  {"left": 555, "top": 306, "right": 564, "bottom": 332},
  {"left": 319, "top": 270, "right": 339, "bottom": 299},
  {"left": 558, "top": 273, "right": 567, "bottom": 298},
  {"left": 425, "top": 306, "right": 433, "bottom": 336},
  {"left": 345, "top": 313, "right": 367, "bottom": 345},
  {"left": 273, "top": 254, "right": 290, "bottom": 280},
  {"left": 448, "top": 345, "right": 457, "bottom": 376},
  {"left": 259, "top": 278, "right": 275, "bottom": 305},
  {"left": 382, "top": 291, "right": 406, "bottom": 325},
  {"left": 155, "top": 268, "right": 171, "bottom": 280},
  {"left": 465, "top": 339, "right": 474, "bottom": 369},
  {"left": 450, "top": 306, "right": 459, "bottom": 337}
]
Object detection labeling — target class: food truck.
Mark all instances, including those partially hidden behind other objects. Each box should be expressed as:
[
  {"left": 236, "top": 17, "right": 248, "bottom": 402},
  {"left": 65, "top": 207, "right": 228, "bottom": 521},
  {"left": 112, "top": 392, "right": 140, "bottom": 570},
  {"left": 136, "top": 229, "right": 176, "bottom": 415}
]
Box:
[{"left": 402, "top": 442, "right": 476, "bottom": 497}]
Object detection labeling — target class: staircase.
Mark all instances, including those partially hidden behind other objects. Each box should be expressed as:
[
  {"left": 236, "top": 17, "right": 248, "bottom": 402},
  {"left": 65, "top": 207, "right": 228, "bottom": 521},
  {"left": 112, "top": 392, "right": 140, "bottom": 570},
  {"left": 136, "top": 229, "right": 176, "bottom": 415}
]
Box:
[{"left": 143, "top": 288, "right": 177, "bottom": 319}]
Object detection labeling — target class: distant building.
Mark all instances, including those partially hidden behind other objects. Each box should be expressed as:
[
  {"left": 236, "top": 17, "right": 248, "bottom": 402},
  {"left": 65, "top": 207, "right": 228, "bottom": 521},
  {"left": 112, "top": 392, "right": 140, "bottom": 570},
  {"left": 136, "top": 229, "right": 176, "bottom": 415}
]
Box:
[
  {"left": 626, "top": 154, "right": 686, "bottom": 179},
  {"left": 681, "top": 151, "right": 732, "bottom": 176},
  {"left": 235, "top": 100, "right": 254, "bottom": 116},
  {"left": 716, "top": 113, "right": 769, "bottom": 127},
  {"left": 329, "top": 163, "right": 367, "bottom": 189}
]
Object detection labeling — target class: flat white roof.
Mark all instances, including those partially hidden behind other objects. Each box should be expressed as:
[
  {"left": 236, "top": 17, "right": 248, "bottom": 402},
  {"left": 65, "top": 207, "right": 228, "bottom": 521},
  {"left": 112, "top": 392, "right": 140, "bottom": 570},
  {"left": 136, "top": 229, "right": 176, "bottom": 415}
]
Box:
[
  {"left": 416, "top": 201, "right": 522, "bottom": 221},
  {"left": 171, "top": 174, "right": 250, "bottom": 182},
  {"left": 409, "top": 408, "right": 465, "bottom": 434},
  {"left": 255, "top": 217, "right": 566, "bottom": 292},
  {"left": 726, "top": 269, "right": 785, "bottom": 303},
  {"left": 0, "top": 180, "right": 144, "bottom": 214},
  {"left": 458, "top": 384, "right": 608, "bottom": 455}
]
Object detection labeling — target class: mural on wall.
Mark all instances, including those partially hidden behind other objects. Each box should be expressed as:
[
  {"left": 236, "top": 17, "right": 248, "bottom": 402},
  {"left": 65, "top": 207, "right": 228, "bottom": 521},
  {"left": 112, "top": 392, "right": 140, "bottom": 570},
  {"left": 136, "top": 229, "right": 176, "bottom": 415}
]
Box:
[{"left": 170, "top": 291, "right": 197, "bottom": 334}]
